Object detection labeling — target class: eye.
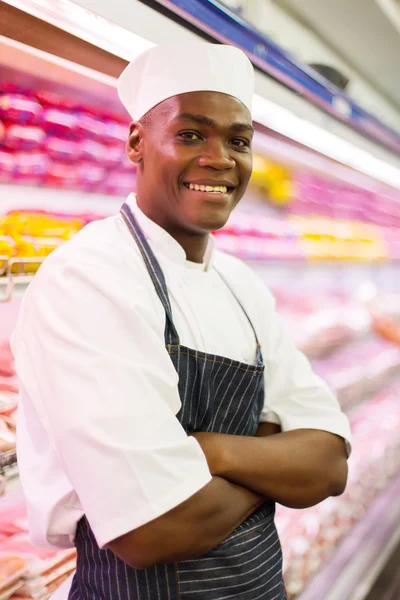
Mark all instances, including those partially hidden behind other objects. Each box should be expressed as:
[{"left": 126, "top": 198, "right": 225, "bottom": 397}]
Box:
[
  {"left": 231, "top": 138, "right": 250, "bottom": 148},
  {"left": 178, "top": 131, "right": 202, "bottom": 141}
]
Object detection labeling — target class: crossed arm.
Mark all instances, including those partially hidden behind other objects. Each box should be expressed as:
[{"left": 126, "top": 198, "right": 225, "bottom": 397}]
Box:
[
  {"left": 191, "top": 423, "right": 348, "bottom": 509},
  {"left": 108, "top": 424, "right": 348, "bottom": 569}
]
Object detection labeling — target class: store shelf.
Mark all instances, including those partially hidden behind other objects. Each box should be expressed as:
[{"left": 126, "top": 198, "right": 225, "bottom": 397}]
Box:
[
  {"left": 0, "top": 274, "right": 33, "bottom": 302},
  {"left": 297, "top": 474, "right": 400, "bottom": 600},
  {"left": 0, "top": 33, "right": 123, "bottom": 113}
]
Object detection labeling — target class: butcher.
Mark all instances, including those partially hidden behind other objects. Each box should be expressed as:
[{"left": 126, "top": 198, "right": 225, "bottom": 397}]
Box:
[{"left": 12, "top": 42, "right": 351, "bottom": 599}]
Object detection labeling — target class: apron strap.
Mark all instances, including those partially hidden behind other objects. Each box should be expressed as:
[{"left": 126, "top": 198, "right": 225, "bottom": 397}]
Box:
[
  {"left": 214, "top": 267, "right": 262, "bottom": 361},
  {"left": 120, "top": 203, "right": 180, "bottom": 346}
]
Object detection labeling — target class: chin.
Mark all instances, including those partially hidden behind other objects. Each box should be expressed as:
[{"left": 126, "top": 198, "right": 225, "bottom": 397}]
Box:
[
  {"left": 197, "top": 206, "right": 233, "bottom": 232},
  {"left": 195, "top": 214, "right": 230, "bottom": 233}
]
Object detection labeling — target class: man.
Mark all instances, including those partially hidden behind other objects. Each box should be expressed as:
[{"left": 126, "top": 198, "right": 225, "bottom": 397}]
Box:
[{"left": 13, "top": 43, "right": 351, "bottom": 599}]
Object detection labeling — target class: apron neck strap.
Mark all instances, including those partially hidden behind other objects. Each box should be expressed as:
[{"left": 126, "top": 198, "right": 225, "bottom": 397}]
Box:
[
  {"left": 120, "top": 203, "right": 180, "bottom": 346},
  {"left": 214, "top": 268, "right": 261, "bottom": 349}
]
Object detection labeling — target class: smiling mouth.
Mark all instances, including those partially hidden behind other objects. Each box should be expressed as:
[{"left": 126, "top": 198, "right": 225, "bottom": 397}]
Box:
[{"left": 183, "top": 183, "right": 233, "bottom": 194}]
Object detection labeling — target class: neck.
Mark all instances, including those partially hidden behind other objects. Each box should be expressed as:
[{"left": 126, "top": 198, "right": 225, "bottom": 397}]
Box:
[
  {"left": 173, "top": 232, "right": 209, "bottom": 264},
  {"left": 135, "top": 197, "right": 209, "bottom": 264}
]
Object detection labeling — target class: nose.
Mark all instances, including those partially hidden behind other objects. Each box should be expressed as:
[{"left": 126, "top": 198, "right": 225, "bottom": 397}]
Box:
[{"left": 197, "top": 140, "right": 235, "bottom": 170}]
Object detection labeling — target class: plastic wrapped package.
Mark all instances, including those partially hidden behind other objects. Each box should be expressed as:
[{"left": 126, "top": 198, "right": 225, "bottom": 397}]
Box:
[
  {"left": 0, "top": 378, "right": 18, "bottom": 395},
  {"left": 74, "top": 112, "right": 106, "bottom": 140},
  {"left": 41, "top": 109, "right": 77, "bottom": 138},
  {"left": 10, "top": 237, "right": 62, "bottom": 275},
  {"left": 1, "top": 125, "right": 45, "bottom": 151},
  {"left": 0, "top": 237, "right": 15, "bottom": 270},
  {"left": 0, "top": 502, "right": 28, "bottom": 539},
  {"left": 43, "top": 162, "right": 78, "bottom": 189},
  {"left": 102, "top": 145, "right": 125, "bottom": 169},
  {"left": 0, "top": 577, "right": 24, "bottom": 600},
  {"left": 79, "top": 139, "right": 107, "bottom": 163},
  {"left": 0, "top": 95, "right": 43, "bottom": 125},
  {"left": 45, "top": 138, "right": 81, "bottom": 163},
  {"left": 0, "top": 421, "right": 15, "bottom": 453},
  {"left": 0, "top": 556, "right": 26, "bottom": 598},
  {"left": 101, "top": 120, "right": 129, "bottom": 145},
  {"left": 0, "top": 151, "right": 14, "bottom": 181},
  {"left": 34, "top": 91, "right": 75, "bottom": 112},
  {"left": 0, "top": 535, "right": 76, "bottom": 578},
  {"left": 0, "top": 391, "right": 18, "bottom": 420},
  {"left": 13, "top": 153, "right": 49, "bottom": 184},
  {"left": 0, "top": 345, "right": 14, "bottom": 379},
  {"left": 101, "top": 170, "right": 136, "bottom": 196},
  {"left": 14, "top": 561, "right": 76, "bottom": 599},
  {"left": 77, "top": 163, "right": 106, "bottom": 190},
  {"left": 2, "top": 213, "right": 83, "bottom": 240}
]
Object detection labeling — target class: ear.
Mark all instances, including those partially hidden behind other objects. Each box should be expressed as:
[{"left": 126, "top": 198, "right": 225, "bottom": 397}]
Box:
[{"left": 126, "top": 121, "right": 145, "bottom": 164}]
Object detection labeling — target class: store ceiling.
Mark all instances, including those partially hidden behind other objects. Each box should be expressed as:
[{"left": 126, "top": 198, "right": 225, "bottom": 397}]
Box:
[{"left": 275, "top": 0, "right": 400, "bottom": 111}]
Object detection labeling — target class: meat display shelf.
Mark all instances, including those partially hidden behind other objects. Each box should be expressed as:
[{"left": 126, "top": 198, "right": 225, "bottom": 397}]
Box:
[
  {"left": 297, "top": 473, "right": 400, "bottom": 600},
  {"left": 0, "top": 274, "right": 35, "bottom": 302}
]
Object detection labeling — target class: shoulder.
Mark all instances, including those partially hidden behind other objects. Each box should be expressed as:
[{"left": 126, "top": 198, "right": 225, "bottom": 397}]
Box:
[
  {"left": 21, "top": 214, "right": 161, "bottom": 326},
  {"left": 30, "top": 214, "right": 147, "bottom": 292}
]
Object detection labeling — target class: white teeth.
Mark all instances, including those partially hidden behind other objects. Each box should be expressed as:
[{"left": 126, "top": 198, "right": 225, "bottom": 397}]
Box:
[{"left": 187, "top": 183, "right": 229, "bottom": 193}]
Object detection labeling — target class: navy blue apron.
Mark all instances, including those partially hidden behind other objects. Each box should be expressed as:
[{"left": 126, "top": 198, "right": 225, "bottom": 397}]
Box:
[{"left": 68, "top": 203, "right": 286, "bottom": 600}]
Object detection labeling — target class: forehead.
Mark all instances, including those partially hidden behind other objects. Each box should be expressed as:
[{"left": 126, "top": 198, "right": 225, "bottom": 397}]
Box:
[{"left": 161, "top": 91, "right": 252, "bottom": 128}]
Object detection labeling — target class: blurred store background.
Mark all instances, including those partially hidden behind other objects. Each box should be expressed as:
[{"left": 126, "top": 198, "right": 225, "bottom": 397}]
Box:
[{"left": 0, "top": 0, "right": 400, "bottom": 598}]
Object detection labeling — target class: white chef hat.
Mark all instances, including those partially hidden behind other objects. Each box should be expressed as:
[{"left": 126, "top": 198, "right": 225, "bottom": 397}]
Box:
[{"left": 117, "top": 42, "right": 254, "bottom": 121}]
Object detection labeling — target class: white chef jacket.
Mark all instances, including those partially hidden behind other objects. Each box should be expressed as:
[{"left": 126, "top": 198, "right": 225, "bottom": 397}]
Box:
[{"left": 12, "top": 194, "right": 351, "bottom": 598}]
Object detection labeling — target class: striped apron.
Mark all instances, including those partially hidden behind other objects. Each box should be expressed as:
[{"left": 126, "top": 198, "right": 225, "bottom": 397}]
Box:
[{"left": 68, "top": 203, "right": 286, "bottom": 600}]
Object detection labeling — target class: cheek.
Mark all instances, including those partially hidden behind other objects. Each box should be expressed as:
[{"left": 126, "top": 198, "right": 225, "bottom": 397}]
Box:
[{"left": 238, "top": 158, "right": 253, "bottom": 188}]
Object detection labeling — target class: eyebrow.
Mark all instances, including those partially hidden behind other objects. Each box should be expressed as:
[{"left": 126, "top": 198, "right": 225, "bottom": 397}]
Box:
[{"left": 176, "top": 112, "right": 254, "bottom": 135}]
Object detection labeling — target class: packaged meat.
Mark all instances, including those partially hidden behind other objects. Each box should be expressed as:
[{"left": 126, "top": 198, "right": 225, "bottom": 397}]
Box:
[
  {"left": 101, "top": 144, "right": 125, "bottom": 169},
  {"left": 41, "top": 109, "right": 77, "bottom": 138},
  {"left": 0, "top": 345, "right": 14, "bottom": 378},
  {"left": 0, "top": 377, "right": 18, "bottom": 394},
  {"left": 0, "top": 503, "right": 28, "bottom": 537},
  {"left": 13, "top": 153, "right": 49, "bottom": 183},
  {"left": 78, "top": 164, "right": 106, "bottom": 190},
  {"left": 45, "top": 138, "right": 80, "bottom": 163},
  {"left": 0, "top": 238, "right": 15, "bottom": 268},
  {"left": 0, "top": 578, "right": 23, "bottom": 600},
  {"left": 0, "top": 556, "right": 27, "bottom": 591},
  {"left": 79, "top": 139, "right": 107, "bottom": 163},
  {"left": 102, "top": 120, "right": 128, "bottom": 145},
  {"left": 75, "top": 113, "right": 105, "bottom": 139},
  {"left": 34, "top": 91, "right": 75, "bottom": 112},
  {"left": 0, "top": 95, "right": 43, "bottom": 125},
  {"left": 2, "top": 125, "right": 45, "bottom": 151},
  {"left": 0, "top": 535, "right": 76, "bottom": 577},
  {"left": 0, "top": 421, "right": 15, "bottom": 453},
  {"left": 17, "top": 557, "right": 76, "bottom": 595},
  {"left": 102, "top": 170, "right": 136, "bottom": 196},
  {"left": 0, "top": 151, "right": 14, "bottom": 181},
  {"left": 43, "top": 162, "right": 78, "bottom": 189},
  {"left": 14, "top": 570, "right": 74, "bottom": 600}
]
